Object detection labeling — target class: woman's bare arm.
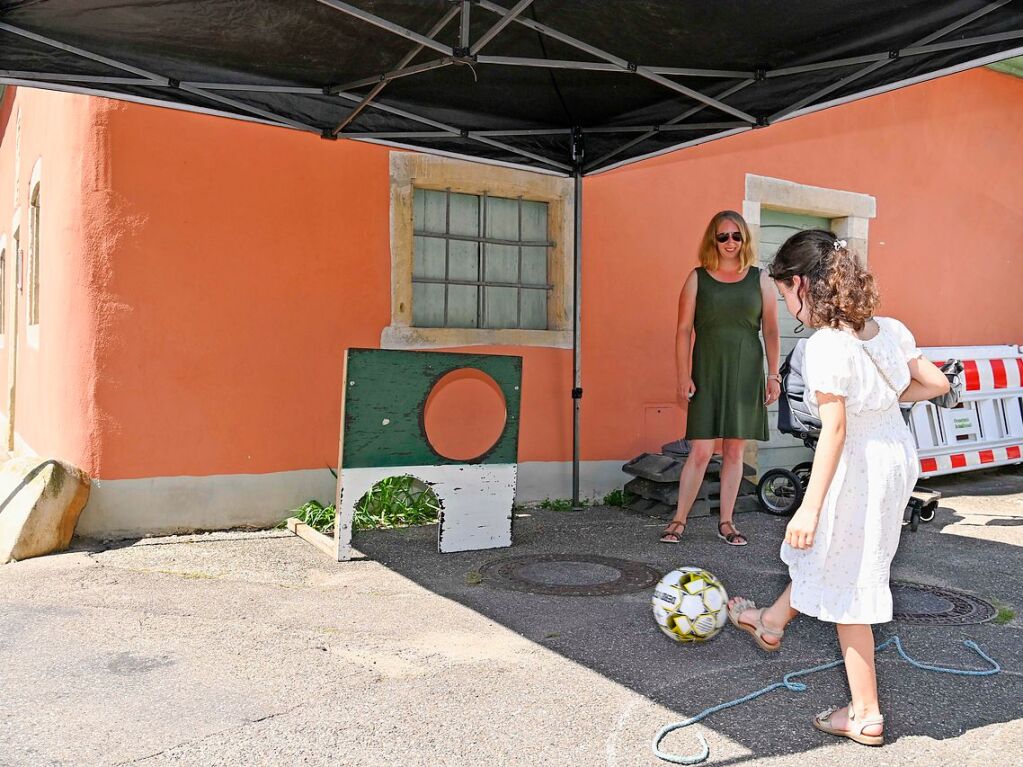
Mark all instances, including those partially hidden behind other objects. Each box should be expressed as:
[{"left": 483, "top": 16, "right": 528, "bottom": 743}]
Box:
[{"left": 675, "top": 270, "right": 698, "bottom": 407}]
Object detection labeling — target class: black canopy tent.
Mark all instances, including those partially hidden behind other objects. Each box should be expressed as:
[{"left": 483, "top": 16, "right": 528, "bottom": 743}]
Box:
[{"left": 2, "top": 0, "right": 1020, "bottom": 505}]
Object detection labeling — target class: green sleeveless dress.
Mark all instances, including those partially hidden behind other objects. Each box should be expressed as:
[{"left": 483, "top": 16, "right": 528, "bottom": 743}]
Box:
[{"left": 686, "top": 266, "right": 769, "bottom": 441}]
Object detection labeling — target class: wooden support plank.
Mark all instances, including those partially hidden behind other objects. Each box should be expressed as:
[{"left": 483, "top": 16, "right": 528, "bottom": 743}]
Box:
[{"left": 287, "top": 517, "right": 336, "bottom": 560}]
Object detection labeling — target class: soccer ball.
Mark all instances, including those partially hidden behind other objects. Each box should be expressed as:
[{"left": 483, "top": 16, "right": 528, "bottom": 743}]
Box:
[{"left": 652, "top": 566, "right": 728, "bottom": 643}]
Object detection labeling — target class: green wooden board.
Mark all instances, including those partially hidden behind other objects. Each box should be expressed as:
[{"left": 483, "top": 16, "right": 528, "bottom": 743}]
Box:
[{"left": 342, "top": 348, "right": 522, "bottom": 469}]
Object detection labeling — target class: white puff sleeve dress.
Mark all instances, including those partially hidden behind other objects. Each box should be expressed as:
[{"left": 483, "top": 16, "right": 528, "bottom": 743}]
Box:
[{"left": 780, "top": 317, "right": 922, "bottom": 624}]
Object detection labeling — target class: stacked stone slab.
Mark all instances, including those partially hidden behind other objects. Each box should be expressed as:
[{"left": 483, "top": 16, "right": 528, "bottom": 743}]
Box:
[{"left": 622, "top": 440, "right": 759, "bottom": 520}]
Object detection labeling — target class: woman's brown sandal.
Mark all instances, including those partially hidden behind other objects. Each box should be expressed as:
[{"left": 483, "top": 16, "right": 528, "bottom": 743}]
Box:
[
  {"left": 727, "top": 598, "right": 783, "bottom": 652},
  {"left": 659, "top": 520, "right": 686, "bottom": 544},
  {"left": 717, "top": 520, "right": 748, "bottom": 546},
  {"left": 813, "top": 703, "right": 884, "bottom": 746}
]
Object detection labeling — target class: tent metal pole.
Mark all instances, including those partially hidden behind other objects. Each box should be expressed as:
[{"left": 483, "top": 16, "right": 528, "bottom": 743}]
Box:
[
  {"left": 331, "top": 4, "right": 460, "bottom": 134},
  {"left": 470, "top": 0, "right": 534, "bottom": 55},
  {"left": 903, "top": 29, "right": 1023, "bottom": 56},
  {"left": 652, "top": 66, "right": 755, "bottom": 78},
  {"left": 586, "top": 79, "right": 755, "bottom": 170},
  {"left": 460, "top": 1, "right": 471, "bottom": 49},
  {"left": 343, "top": 128, "right": 573, "bottom": 138},
  {"left": 0, "top": 21, "right": 318, "bottom": 131},
  {"left": 475, "top": 56, "right": 621, "bottom": 71},
  {"left": 584, "top": 121, "right": 748, "bottom": 134},
  {"left": 0, "top": 71, "right": 163, "bottom": 85},
  {"left": 180, "top": 83, "right": 325, "bottom": 94},
  {"left": 315, "top": 0, "right": 454, "bottom": 55},
  {"left": 474, "top": 56, "right": 753, "bottom": 78},
  {"left": 767, "top": 54, "right": 891, "bottom": 78},
  {"left": 594, "top": 127, "right": 753, "bottom": 175},
  {"left": 334, "top": 57, "right": 453, "bottom": 91},
  {"left": 773, "top": 43, "right": 1023, "bottom": 125},
  {"left": 767, "top": 27, "right": 1020, "bottom": 78},
  {"left": 474, "top": 0, "right": 755, "bottom": 123},
  {"left": 333, "top": 91, "right": 573, "bottom": 171},
  {"left": 0, "top": 21, "right": 165, "bottom": 81},
  {"left": 571, "top": 129, "right": 584, "bottom": 509},
  {"left": 770, "top": 0, "right": 1014, "bottom": 121}
]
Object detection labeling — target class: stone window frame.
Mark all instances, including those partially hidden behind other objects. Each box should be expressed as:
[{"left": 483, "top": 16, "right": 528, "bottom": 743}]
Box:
[
  {"left": 741, "top": 173, "right": 877, "bottom": 472},
  {"left": 27, "top": 157, "right": 42, "bottom": 349},
  {"left": 743, "top": 173, "right": 876, "bottom": 267},
  {"left": 383, "top": 152, "right": 574, "bottom": 350},
  {"left": 0, "top": 232, "right": 6, "bottom": 349}
]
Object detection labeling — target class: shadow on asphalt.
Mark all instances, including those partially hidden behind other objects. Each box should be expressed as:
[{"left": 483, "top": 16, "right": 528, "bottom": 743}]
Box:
[{"left": 344, "top": 468, "right": 1023, "bottom": 764}]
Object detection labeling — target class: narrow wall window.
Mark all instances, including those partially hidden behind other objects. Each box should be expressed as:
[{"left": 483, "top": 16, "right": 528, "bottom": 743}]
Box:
[
  {"left": 0, "top": 246, "right": 6, "bottom": 336},
  {"left": 412, "top": 188, "right": 552, "bottom": 330},
  {"left": 28, "top": 182, "right": 40, "bottom": 327}
]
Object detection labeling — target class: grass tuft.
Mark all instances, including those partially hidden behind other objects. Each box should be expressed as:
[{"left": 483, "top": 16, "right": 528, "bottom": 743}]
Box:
[{"left": 281, "top": 476, "right": 441, "bottom": 535}]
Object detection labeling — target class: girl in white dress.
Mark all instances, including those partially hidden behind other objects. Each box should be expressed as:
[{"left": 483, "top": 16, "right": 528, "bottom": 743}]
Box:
[{"left": 726, "top": 230, "right": 950, "bottom": 747}]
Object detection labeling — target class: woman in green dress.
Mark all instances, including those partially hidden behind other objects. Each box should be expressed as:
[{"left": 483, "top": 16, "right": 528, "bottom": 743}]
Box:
[{"left": 660, "top": 210, "right": 781, "bottom": 546}]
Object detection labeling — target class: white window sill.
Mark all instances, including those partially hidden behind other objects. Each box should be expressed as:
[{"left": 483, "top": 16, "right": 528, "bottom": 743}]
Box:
[
  {"left": 381, "top": 325, "right": 572, "bottom": 350},
  {"left": 27, "top": 324, "right": 38, "bottom": 349}
]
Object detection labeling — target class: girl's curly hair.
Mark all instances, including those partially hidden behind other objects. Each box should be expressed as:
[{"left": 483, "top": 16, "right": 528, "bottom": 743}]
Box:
[{"left": 768, "top": 229, "right": 879, "bottom": 331}]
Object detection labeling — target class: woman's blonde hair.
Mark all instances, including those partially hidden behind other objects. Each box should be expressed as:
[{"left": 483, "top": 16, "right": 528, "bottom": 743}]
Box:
[{"left": 698, "top": 210, "right": 756, "bottom": 270}]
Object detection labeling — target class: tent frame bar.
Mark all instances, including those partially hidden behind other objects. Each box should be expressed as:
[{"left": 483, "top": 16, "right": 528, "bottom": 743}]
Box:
[
  {"left": 586, "top": 79, "right": 756, "bottom": 170},
  {"left": 315, "top": 0, "right": 454, "bottom": 55},
  {"left": 769, "top": 0, "right": 1014, "bottom": 122},
  {"left": 334, "top": 57, "right": 454, "bottom": 92},
  {"left": 341, "top": 121, "right": 748, "bottom": 140},
  {"left": 470, "top": 0, "right": 534, "bottom": 55},
  {"left": 0, "top": 21, "right": 321, "bottom": 133},
  {"left": 330, "top": 4, "right": 460, "bottom": 134},
  {"left": 474, "top": 0, "right": 757, "bottom": 124},
  {"left": 0, "top": 71, "right": 164, "bottom": 86}
]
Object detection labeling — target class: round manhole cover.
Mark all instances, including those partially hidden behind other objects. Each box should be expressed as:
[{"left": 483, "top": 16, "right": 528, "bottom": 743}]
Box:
[
  {"left": 891, "top": 581, "right": 996, "bottom": 625},
  {"left": 477, "top": 554, "right": 661, "bottom": 596}
]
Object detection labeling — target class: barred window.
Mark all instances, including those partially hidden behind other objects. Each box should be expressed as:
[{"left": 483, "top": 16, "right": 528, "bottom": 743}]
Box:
[
  {"left": 28, "top": 181, "right": 40, "bottom": 326},
  {"left": 412, "top": 188, "right": 552, "bottom": 330}
]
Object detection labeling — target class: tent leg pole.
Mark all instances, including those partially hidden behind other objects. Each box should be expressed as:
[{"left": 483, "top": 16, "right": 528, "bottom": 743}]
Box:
[{"left": 571, "top": 164, "right": 583, "bottom": 510}]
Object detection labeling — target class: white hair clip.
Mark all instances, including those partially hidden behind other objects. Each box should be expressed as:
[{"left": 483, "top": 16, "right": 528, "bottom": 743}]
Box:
[{"left": 834, "top": 239, "right": 847, "bottom": 251}]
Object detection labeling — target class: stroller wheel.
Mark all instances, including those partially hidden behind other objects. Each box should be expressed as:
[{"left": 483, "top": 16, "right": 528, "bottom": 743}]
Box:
[
  {"left": 757, "top": 468, "right": 804, "bottom": 516},
  {"left": 792, "top": 461, "right": 813, "bottom": 489},
  {"left": 920, "top": 502, "right": 936, "bottom": 522}
]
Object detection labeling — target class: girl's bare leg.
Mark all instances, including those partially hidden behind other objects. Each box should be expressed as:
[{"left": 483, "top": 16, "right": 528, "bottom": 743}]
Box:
[{"left": 829, "top": 624, "right": 883, "bottom": 736}]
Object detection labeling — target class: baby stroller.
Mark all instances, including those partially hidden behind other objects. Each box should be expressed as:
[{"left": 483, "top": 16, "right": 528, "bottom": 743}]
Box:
[{"left": 756, "top": 339, "right": 944, "bottom": 531}]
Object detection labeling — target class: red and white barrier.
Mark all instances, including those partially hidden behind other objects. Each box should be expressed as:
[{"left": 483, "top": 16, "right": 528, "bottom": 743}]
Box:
[{"left": 910, "top": 346, "right": 1023, "bottom": 479}]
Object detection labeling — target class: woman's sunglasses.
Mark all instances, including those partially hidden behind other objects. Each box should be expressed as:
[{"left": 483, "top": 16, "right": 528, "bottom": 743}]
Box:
[{"left": 715, "top": 232, "right": 743, "bottom": 243}]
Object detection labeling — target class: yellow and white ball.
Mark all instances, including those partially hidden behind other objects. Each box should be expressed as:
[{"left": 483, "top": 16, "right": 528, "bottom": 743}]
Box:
[{"left": 652, "top": 566, "right": 728, "bottom": 642}]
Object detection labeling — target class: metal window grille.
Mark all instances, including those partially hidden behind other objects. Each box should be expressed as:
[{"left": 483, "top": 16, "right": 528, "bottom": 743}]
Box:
[{"left": 412, "top": 187, "right": 553, "bottom": 330}]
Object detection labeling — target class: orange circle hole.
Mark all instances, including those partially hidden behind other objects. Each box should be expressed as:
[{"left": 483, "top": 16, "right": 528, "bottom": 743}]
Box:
[{"left": 423, "top": 368, "right": 508, "bottom": 461}]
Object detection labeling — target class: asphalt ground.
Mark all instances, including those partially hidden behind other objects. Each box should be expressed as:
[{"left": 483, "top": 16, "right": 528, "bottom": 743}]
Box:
[{"left": 2, "top": 467, "right": 1021, "bottom": 766}]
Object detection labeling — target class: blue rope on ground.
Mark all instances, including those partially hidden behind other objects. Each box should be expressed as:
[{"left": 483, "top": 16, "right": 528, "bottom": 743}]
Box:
[{"left": 651, "top": 636, "right": 1001, "bottom": 765}]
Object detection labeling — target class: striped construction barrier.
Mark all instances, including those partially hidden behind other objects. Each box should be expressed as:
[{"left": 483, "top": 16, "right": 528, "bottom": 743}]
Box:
[{"left": 911, "top": 347, "right": 1023, "bottom": 479}]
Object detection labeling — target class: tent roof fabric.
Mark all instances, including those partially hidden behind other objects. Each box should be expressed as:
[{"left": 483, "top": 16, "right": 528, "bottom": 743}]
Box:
[{"left": 1, "top": 0, "right": 1021, "bottom": 175}]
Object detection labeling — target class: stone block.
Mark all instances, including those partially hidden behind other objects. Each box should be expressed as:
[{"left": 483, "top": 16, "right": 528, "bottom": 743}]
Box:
[{"left": 0, "top": 457, "right": 91, "bottom": 564}]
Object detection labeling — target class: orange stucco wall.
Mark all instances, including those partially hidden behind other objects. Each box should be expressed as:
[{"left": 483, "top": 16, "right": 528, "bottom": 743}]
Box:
[
  {"left": 582, "top": 67, "right": 1023, "bottom": 461},
  {"left": 0, "top": 88, "right": 105, "bottom": 471},
  {"left": 1, "top": 67, "right": 1021, "bottom": 482}
]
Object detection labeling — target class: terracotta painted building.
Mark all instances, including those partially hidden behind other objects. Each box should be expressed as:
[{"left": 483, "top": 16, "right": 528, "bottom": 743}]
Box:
[{"left": 1, "top": 66, "right": 1021, "bottom": 537}]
